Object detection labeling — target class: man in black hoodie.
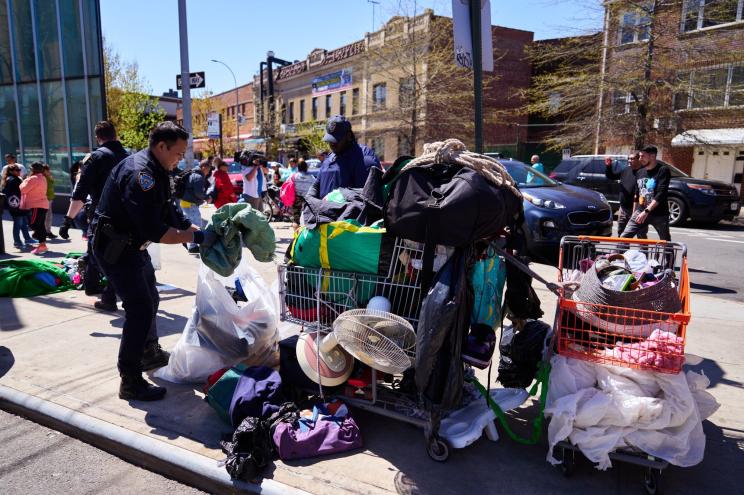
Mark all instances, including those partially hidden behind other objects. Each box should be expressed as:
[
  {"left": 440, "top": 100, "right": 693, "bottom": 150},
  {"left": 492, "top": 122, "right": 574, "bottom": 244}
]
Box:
[{"left": 605, "top": 152, "right": 647, "bottom": 238}]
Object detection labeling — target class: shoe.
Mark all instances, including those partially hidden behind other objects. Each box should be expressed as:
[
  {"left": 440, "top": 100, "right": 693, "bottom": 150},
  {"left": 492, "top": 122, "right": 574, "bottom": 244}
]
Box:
[
  {"left": 462, "top": 324, "right": 497, "bottom": 370},
  {"left": 47, "top": 233, "right": 58, "bottom": 239},
  {"left": 119, "top": 374, "right": 166, "bottom": 401},
  {"left": 30, "top": 244, "right": 48, "bottom": 255},
  {"left": 187, "top": 246, "right": 200, "bottom": 254},
  {"left": 25, "top": 239, "right": 39, "bottom": 245},
  {"left": 141, "top": 343, "right": 170, "bottom": 371},
  {"left": 13, "top": 243, "right": 23, "bottom": 249},
  {"left": 94, "top": 300, "right": 118, "bottom": 312}
]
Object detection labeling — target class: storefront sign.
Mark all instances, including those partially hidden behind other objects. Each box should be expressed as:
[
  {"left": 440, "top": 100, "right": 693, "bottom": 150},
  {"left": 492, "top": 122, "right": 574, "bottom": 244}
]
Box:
[
  {"left": 276, "top": 61, "right": 307, "bottom": 80},
  {"left": 312, "top": 69, "right": 353, "bottom": 96},
  {"left": 322, "top": 41, "right": 365, "bottom": 66}
]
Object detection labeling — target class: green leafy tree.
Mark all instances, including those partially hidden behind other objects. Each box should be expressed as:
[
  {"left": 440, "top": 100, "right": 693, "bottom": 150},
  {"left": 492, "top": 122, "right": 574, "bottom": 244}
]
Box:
[{"left": 103, "top": 38, "right": 165, "bottom": 150}]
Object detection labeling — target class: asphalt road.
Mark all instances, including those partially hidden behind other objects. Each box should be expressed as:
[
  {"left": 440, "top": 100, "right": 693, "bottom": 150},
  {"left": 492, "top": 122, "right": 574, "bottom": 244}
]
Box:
[
  {"left": 628, "top": 220, "right": 744, "bottom": 302},
  {"left": 0, "top": 410, "right": 206, "bottom": 495}
]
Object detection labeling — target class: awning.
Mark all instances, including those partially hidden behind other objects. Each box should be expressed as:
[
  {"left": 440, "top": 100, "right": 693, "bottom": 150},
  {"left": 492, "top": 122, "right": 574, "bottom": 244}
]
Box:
[{"left": 671, "top": 128, "right": 744, "bottom": 147}]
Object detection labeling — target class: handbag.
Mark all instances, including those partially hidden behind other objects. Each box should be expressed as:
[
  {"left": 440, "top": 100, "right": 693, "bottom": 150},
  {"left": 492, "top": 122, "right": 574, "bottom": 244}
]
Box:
[{"left": 271, "top": 399, "right": 362, "bottom": 460}]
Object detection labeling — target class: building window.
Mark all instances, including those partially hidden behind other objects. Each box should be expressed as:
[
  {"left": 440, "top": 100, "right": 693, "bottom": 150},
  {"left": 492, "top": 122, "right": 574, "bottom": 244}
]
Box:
[
  {"left": 674, "top": 63, "right": 744, "bottom": 110},
  {"left": 682, "top": 0, "right": 743, "bottom": 32},
  {"left": 289, "top": 101, "right": 295, "bottom": 123},
  {"left": 371, "top": 137, "right": 385, "bottom": 160},
  {"left": 618, "top": 3, "right": 652, "bottom": 44},
  {"left": 311, "top": 97, "right": 318, "bottom": 120},
  {"left": 399, "top": 77, "right": 415, "bottom": 108},
  {"left": 340, "top": 91, "right": 347, "bottom": 116},
  {"left": 373, "top": 83, "right": 387, "bottom": 111},
  {"left": 352, "top": 88, "right": 360, "bottom": 115},
  {"left": 299, "top": 99, "right": 305, "bottom": 122},
  {"left": 281, "top": 103, "right": 286, "bottom": 124},
  {"left": 611, "top": 90, "right": 639, "bottom": 115},
  {"left": 325, "top": 94, "right": 332, "bottom": 117}
]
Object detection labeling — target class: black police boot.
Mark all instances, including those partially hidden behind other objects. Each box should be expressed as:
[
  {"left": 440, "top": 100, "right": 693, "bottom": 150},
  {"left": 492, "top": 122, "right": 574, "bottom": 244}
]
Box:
[
  {"left": 94, "top": 300, "right": 118, "bottom": 312},
  {"left": 141, "top": 343, "right": 170, "bottom": 371},
  {"left": 119, "top": 374, "right": 166, "bottom": 401}
]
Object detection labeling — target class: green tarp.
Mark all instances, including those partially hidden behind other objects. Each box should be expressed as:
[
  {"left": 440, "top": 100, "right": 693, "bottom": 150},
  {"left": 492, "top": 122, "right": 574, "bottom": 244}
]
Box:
[{"left": 0, "top": 259, "right": 75, "bottom": 298}]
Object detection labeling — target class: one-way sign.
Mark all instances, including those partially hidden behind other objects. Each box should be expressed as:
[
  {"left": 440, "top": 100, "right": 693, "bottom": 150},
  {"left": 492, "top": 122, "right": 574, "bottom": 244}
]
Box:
[{"left": 176, "top": 71, "right": 206, "bottom": 89}]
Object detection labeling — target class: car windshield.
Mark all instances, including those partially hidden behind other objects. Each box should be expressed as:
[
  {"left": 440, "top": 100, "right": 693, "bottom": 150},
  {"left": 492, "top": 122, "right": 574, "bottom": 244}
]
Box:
[
  {"left": 553, "top": 159, "right": 583, "bottom": 173},
  {"left": 502, "top": 160, "right": 559, "bottom": 188}
]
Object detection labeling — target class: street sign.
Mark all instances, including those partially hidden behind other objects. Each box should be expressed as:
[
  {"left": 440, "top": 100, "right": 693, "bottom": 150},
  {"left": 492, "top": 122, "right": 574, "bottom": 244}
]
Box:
[
  {"left": 207, "top": 112, "right": 221, "bottom": 139},
  {"left": 176, "top": 71, "right": 206, "bottom": 89},
  {"left": 452, "top": 0, "right": 494, "bottom": 72},
  {"left": 562, "top": 148, "right": 572, "bottom": 160}
]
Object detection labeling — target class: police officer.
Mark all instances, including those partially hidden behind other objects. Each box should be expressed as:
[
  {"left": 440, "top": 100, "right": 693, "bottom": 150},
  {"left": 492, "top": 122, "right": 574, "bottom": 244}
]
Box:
[
  {"left": 93, "top": 122, "right": 216, "bottom": 401},
  {"left": 60, "top": 121, "right": 128, "bottom": 312}
]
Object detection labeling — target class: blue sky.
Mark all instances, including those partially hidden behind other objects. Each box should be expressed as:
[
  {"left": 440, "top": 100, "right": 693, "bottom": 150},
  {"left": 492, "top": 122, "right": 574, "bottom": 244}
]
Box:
[{"left": 100, "top": 0, "right": 601, "bottom": 96}]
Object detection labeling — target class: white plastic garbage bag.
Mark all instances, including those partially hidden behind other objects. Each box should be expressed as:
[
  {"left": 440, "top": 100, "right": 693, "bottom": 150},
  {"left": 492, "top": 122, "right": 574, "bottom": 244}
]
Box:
[
  {"left": 545, "top": 355, "right": 720, "bottom": 470},
  {"left": 155, "top": 258, "right": 278, "bottom": 384}
]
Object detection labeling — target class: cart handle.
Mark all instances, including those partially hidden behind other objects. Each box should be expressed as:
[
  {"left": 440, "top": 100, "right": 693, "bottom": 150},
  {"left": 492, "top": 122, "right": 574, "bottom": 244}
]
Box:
[{"left": 575, "top": 235, "right": 673, "bottom": 245}]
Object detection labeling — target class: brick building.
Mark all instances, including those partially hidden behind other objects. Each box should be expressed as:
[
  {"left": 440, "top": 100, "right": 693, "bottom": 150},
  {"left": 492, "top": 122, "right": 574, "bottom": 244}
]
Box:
[
  {"left": 600, "top": 1, "right": 744, "bottom": 196},
  {"left": 254, "top": 10, "right": 532, "bottom": 162}
]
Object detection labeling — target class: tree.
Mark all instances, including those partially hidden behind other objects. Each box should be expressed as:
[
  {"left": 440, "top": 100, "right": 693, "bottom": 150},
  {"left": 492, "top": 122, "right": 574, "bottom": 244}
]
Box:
[
  {"left": 103, "top": 39, "right": 165, "bottom": 150},
  {"left": 524, "top": 0, "right": 740, "bottom": 153}
]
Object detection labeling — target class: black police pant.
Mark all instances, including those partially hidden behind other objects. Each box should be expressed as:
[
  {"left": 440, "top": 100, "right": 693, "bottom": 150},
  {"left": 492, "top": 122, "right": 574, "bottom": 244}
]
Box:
[
  {"left": 85, "top": 238, "right": 117, "bottom": 306},
  {"left": 95, "top": 247, "right": 159, "bottom": 377}
]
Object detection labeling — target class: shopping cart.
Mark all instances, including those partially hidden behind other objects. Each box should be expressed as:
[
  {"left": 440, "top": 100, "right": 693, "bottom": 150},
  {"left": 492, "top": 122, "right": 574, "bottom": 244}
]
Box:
[
  {"left": 278, "top": 238, "right": 453, "bottom": 460},
  {"left": 551, "top": 235, "right": 690, "bottom": 494}
]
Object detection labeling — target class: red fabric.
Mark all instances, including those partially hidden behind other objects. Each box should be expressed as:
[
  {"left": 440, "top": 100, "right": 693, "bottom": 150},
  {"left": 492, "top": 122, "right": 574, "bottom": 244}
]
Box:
[
  {"left": 213, "top": 169, "right": 236, "bottom": 209},
  {"left": 203, "top": 367, "right": 230, "bottom": 394}
]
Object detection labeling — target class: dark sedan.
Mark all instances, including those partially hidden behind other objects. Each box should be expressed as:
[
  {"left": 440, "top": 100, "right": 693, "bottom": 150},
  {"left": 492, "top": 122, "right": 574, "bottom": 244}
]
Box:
[{"left": 500, "top": 159, "right": 613, "bottom": 263}]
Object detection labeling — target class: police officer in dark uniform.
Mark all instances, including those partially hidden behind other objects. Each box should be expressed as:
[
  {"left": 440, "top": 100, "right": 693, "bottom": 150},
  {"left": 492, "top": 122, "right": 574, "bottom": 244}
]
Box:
[
  {"left": 93, "top": 122, "right": 215, "bottom": 401},
  {"left": 60, "top": 121, "right": 129, "bottom": 312}
]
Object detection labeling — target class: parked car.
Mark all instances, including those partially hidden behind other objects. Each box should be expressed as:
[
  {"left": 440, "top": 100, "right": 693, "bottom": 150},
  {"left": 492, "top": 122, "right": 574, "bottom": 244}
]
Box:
[
  {"left": 551, "top": 154, "right": 741, "bottom": 226},
  {"left": 494, "top": 157, "right": 613, "bottom": 263}
]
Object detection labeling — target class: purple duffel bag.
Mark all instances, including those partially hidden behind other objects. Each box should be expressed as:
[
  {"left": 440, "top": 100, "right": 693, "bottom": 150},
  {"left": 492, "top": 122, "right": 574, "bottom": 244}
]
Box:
[{"left": 272, "top": 399, "right": 363, "bottom": 460}]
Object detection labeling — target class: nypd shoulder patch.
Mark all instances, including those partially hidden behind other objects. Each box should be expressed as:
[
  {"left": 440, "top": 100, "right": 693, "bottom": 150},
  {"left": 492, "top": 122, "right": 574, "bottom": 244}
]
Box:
[{"left": 139, "top": 172, "right": 155, "bottom": 191}]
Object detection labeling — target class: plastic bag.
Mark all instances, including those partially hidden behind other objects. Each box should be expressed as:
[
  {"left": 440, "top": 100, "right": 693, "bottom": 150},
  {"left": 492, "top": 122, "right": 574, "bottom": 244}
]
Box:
[{"left": 156, "top": 258, "right": 278, "bottom": 383}]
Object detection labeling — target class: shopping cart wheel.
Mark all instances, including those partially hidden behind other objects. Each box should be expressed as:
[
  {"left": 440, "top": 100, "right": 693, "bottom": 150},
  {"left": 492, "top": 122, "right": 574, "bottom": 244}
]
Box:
[
  {"left": 643, "top": 468, "right": 661, "bottom": 495},
  {"left": 559, "top": 447, "right": 576, "bottom": 478},
  {"left": 426, "top": 436, "right": 450, "bottom": 462}
]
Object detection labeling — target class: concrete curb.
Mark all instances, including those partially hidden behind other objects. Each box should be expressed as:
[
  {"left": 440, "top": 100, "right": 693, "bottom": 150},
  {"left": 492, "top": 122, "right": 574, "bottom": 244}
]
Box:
[{"left": 0, "top": 384, "right": 310, "bottom": 495}]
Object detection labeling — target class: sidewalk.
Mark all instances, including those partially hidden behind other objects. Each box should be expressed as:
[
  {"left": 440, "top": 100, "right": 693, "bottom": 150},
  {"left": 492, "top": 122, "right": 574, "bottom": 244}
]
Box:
[{"left": 1, "top": 211, "right": 743, "bottom": 494}]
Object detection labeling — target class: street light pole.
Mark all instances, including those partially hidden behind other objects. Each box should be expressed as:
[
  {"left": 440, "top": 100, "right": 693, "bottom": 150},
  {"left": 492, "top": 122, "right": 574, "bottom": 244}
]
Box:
[
  {"left": 367, "top": 0, "right": 380, "bottom": 32},
  {"left": 211, "top": 59, "right": 239, "bottom": 152},
  {"left": 177, "top": 0, "right": 194, "bottom": 166}
]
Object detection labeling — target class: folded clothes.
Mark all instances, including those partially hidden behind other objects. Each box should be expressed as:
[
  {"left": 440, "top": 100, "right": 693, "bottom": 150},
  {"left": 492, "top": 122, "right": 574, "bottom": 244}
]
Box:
[{"left": 602, "top": 329, "right": 684, "bottom": 370}]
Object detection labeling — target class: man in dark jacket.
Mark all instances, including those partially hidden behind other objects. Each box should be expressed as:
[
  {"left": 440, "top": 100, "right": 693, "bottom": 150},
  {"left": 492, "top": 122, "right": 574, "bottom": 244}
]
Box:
[
  {"left": 181, "top": 160, "right": 211, "bottom": 253},
  {"left": 621, "top": 145, "right": 672, "bottom": 241},
  {"left": 605, "top": 152, "right": 647, "bottom": 238},
  {"left": 60, "top": 121, "right": 129, "bottom": 311}
]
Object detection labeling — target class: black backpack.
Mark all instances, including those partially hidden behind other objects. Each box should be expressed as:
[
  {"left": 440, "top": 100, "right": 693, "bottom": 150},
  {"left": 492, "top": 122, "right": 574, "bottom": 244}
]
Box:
[{"left": 172, "top": 169, "right": 192, "bottom": 199}]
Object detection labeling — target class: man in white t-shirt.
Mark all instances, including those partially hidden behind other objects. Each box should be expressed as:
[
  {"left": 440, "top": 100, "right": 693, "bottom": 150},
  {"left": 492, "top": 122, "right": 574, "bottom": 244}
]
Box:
[
  {"left": 238, "top": 152, "right": 262, "bottom": 210},
  {"left": 3, "top": 153, "right": 27, "bottom": 178}
]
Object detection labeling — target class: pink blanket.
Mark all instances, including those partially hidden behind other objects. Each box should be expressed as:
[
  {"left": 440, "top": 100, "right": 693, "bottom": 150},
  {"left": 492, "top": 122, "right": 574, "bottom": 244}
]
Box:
[{"left": 603, "top": 329, "right": 684, "bottom": 370}]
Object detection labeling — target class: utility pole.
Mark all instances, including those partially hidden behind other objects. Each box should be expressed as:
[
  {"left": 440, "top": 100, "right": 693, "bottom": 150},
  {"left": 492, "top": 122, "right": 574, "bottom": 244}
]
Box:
[
  {"left": 469, "top": 0, "right": 484, "bottom": 153},
  {"left": 177, "top": 0, "right": 193, "bottom": 167},
  {"left": 367, "top": 0, "right": 380, "bottom": 32}
]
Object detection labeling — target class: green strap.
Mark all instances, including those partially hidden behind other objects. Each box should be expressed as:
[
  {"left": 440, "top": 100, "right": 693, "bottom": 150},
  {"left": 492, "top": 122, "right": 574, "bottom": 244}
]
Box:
[{"left": 467, "top": 361, "right": 551, "bottom": 445}]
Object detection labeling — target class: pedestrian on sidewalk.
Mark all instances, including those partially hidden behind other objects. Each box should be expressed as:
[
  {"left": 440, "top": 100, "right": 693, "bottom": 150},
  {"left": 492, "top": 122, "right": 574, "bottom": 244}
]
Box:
[
  {"left": 290, "top": 158, "right": 315, "bottom": 229},
  {"left": 210, "top": 157, "right": 236, "bottom": 209},
  {"left": 19, "top": 162, "right": 49, "bottom": 255},
  {"left": 621, "top": 145, "right": 672, "bottom": 241},
  {"left": 93, "top": 121, "right": 215, "bottom": 402},
  {"left": 530, "top": 154, "right": 545, "bottom": 174},
  {"left": 181, "top": 160, "right": 211, "bottom": 254},
  {"left": 1, "top": 163, "right": 35, "bottom": 248},
  {"left": 42, "top": 164, "right": 58, "bottom": 239},
  {"left": 605, "top": 152, "right": 648, "bottom": 238},
  {"left": 61, "top": 121, "right": 129, "bottom": 312},
  {"left": 2, "top": 153, "right": 27, "bottom": 178},
  {"left": 238, "top": 151, "right": 262, "bottom": 210}
]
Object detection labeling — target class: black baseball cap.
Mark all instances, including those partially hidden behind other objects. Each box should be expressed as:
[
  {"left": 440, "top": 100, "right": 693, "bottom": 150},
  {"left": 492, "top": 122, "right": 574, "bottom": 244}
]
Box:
[
  {"left": 641, "top": 145, "right": 658, "bottom": 155},
  {"left": 323, "top": 115, "right": 352, "bottom": 144}
]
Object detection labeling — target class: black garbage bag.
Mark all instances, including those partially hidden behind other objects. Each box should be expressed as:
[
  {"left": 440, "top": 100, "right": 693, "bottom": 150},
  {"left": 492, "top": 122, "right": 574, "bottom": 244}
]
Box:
[
  {"left": 497, "top": 320, "right": 550, "bottom": 389},
  {"left": 221, "top": 416, "right": 273, "bottom": 481},
  {"left": 415, "top": 249, "right": 471, "bottom": 412}
]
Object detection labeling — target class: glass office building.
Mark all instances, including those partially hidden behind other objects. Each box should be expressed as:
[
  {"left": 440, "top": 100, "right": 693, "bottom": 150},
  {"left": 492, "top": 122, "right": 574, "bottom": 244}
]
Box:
[{"left": 0, "top": 0, "right": 104, "bottom": 194}]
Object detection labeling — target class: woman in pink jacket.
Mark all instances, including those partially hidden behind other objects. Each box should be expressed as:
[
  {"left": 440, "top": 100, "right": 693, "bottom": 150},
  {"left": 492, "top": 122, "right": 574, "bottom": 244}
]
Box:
[{"left": 19, "top": 162, "right": 49, "bottom": 255}]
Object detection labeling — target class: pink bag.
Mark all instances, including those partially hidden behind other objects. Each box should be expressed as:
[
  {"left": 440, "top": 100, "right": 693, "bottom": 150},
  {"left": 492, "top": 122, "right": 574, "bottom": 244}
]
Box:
[
  {"left": 279, "top": 175, "right": 296, "bottom": 207},
  {"left": 272, "top": 400, "right": 362, "bottom": 460}
]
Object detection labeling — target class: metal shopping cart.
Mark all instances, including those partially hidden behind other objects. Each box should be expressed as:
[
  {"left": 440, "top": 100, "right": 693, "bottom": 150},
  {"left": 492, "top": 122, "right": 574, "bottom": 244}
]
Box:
[{"left": 551, "top": 236, "right": 691, "bottom": 494}]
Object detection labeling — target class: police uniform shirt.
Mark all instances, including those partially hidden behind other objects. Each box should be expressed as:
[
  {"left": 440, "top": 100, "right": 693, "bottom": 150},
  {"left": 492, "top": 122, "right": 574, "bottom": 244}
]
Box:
[
  {"left": 72, "top": 140, "right": 129, "bottom": 207},
  {"left": 96, "top": 149, "right": 191, "bottom": 248},
  {"left": 318, "top": 143, "right": 380, "bottom": 198}
]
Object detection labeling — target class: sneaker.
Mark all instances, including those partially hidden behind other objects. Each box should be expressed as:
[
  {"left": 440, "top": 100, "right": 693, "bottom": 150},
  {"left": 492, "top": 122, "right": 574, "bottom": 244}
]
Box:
[
  {"left": 25, "top": 239, "right": 39, "bottom": 245},
  {"left": 30, "top": 244, "right": 48, "bottom": 255},
  {"left": 141, "top": 343, "right": 170, "bottom": 371},
  {"left": 462, "top": 324, "right": 497, "bottom": 369},
  {"left": 119, "top": 374, "right": 166, "bottom": 401},
  {"left": 94, "top": 300, "right": 118, "bottom": 312},
  {"left": 47, "top": 233, "right": 58, "bottom": 239},
  {"left": 13, "top": 243, "right": 23, "bottom": 249}
]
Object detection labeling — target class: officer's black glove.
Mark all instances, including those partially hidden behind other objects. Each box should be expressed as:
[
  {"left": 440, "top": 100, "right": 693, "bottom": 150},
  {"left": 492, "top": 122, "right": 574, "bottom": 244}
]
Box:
[
  {"left": 59, "top": 216, "right": 74, "bottom": 240},
  {"left": 192, "top": 230, "right": 218, "bottom": 249}
]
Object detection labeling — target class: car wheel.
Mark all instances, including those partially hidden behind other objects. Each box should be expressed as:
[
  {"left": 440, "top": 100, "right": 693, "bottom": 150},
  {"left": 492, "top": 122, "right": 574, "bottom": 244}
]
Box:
[{"left": 667, "top": 197, "right": 687, "bottom": 226}]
